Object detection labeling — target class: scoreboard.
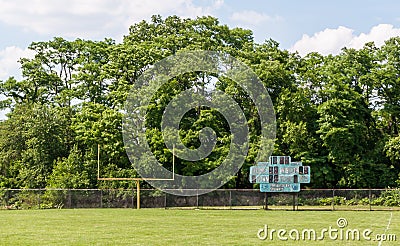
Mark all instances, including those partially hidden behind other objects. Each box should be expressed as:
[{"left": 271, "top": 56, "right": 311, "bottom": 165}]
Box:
[{"left": 249, "top": 156, "right": 310, "bottom": 192}]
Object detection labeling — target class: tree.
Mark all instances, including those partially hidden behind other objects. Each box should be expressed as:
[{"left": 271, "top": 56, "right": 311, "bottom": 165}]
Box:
[
  {"left": 47, "top": 145, "right": 90, "bottom": 189},
  {"left": 0, "top": 103, "right": 70, "bottom": 188}
]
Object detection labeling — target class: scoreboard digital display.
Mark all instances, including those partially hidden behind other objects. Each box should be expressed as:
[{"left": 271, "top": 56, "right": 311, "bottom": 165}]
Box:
[{"left": 249, "top": 156, "right": 310, "bottom": 192}]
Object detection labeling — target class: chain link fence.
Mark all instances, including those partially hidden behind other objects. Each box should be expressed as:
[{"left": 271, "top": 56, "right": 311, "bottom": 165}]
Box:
[{"left": 0, "top": 188, "right": 399, "bottom": 210}]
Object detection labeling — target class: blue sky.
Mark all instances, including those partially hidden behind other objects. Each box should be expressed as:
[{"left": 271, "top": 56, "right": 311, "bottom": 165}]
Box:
[
  {"left": 217, "top": 0, "right": 400, "bottom": 46},
  {"left": 1, "top": 0, "right": 400, "bottom": 82}
]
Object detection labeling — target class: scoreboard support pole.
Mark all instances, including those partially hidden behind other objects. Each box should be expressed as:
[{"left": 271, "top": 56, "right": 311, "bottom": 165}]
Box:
[{"left": 292, "top": 193, "right": 296, "bottom": 211}]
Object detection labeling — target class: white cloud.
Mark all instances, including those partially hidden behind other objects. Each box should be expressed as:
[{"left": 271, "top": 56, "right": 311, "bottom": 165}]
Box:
[
  {"left": 0, "top": 46, "right": 35, "bottom": 81},
  {"left": 0, "top": 0, "right": 224, "bottom": 40},
  {"left": 349, "top": 24, "right": 400, "bottom": 48},
  {"left": 289, "top": 26, "right": 354, "bottom": 56},
  {"left": 290, "top": 24, "right": 400, "bottom": 56},
  {"left": 231, "top": 10, "right": 282, "bottom": 26}
]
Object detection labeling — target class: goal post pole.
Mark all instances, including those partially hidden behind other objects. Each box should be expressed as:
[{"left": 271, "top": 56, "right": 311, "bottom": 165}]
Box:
[{"left": 135, "top": 180, "right": 140, "bottom": 209}]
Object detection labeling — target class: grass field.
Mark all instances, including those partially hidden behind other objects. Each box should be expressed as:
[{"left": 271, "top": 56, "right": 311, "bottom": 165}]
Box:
[{"left": 0, "top": 208, "right": 399, "bottom": 245}]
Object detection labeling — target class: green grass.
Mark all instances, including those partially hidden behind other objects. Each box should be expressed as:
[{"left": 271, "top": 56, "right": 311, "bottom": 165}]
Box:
[{"left": 0, "top": 209, "right": 399, "bottom": 245}]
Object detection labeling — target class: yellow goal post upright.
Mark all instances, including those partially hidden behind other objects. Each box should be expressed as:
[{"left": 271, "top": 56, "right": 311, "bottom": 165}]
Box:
[{"left": 96, "top": 144, "right": 175, "bottom": 209}]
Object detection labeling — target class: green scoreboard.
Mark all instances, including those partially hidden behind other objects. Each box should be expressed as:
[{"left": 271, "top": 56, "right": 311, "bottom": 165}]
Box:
[{"left": 249, "top": 156, "right": 310, "bottom": 192}]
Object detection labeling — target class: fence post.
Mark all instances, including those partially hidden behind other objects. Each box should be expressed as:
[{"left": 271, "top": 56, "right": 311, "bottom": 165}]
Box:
[
  {"left": 229, "top": 190, "right": 232, "bottom": 209},
  {"left": 196, "top": 189, "right": 199, "bottom": 209},
  {"left": 100, "top": 190, "right": 103, "bottom": 208},
  {"left": 37, "top": 190, "right": 41, "bottom": 209},
  {"left": 369, "top": 189, "right": 372, "bottom": 211},
  {"left": 5, "top": 189, "right": 9, "bottom": 207},
  {"left": 164, "top": 192, "right": 167, "bottom": 209},
  {"left": 67, "top": 189, "right": 72, "bottom": 209}
]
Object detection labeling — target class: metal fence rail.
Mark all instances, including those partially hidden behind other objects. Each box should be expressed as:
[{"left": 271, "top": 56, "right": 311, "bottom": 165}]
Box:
[{"left": 0, "top": 188, "right": 399, "bottom": 210}]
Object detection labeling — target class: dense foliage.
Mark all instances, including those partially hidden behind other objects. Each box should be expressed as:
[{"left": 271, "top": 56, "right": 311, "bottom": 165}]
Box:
[{"left": 1, "top": 15, "right": 400, "bottom": 189}]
